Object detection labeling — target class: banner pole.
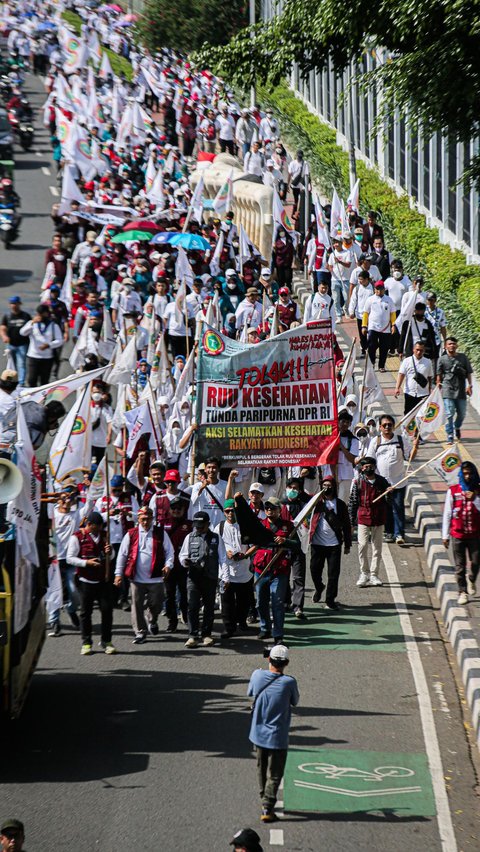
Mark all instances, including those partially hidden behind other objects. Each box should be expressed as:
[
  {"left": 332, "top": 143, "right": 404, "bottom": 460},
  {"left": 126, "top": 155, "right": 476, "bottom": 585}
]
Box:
[{"left": 371, "top": 447, "right": 447, "bottom": 503}]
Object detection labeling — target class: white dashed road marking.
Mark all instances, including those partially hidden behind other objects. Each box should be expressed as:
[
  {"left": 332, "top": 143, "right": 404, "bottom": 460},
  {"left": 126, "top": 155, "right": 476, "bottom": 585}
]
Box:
[
  {"left": 49, "top": 185, "right": 59, "bottom": 196},
  {"left": 41, "top": 166, "right": 51, "bottom": 176},
  {"left": 269, "top": 829, "right": 284, "bottom": 845}
]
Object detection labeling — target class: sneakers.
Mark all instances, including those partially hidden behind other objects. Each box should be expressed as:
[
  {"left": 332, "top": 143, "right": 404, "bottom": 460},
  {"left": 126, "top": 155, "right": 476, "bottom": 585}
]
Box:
[
  {"left": 148, "top": 622, "right": 159, "bottom": 636},
  {"left": 325, "top": 602, "right": 339, "bottom": 610},
  {"left": 369, "top": 575, "right": 383, "bottom": 586},
  {"left": 103, "top": 642, "right": 117, "bottom": 655},
  {"left": 261, "top": 808, "right": 278, "bottom": 823},
  {"left": 68, "top": 612, "right": 80, "bottom": 629},
  {"left": 81, "top": 643, "right": 93, "bottom": 655},
  {"left": 256, "top": 631, "right": 272, "bottom": 640},
  {"left": 383, "top": 533, "right": 394, "bottom": 543},
  {"left": 48, "top": 623, "right": 62, "bottom": 637},
  {"left": 458, "top": 591, "right": 468, "bottom": 605},
  {"left": 356, "top": 573, "right": 369, "bottom": 587},
  {"left": 202, "top": 635, "right": 214, "bottom": 646},
  {"left": 467, "top": 577, "right": 476, "bottom": 597},
  {"left": 132, "top": 635, "right": 147, "bottom": 644},
  {"left": 395, "top": 535, "right": 405, "bottom": 545},
  {"left": 294, "top": 609, "right": 307, "bottom": 620},
  {"left": 184, "top": 637, "right": 198, "bottom": 648}
]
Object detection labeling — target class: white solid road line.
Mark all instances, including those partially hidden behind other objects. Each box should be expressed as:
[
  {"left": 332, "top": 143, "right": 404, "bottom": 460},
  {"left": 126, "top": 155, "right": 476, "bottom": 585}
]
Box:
[
  {"left": 41, "top": 166, "right": 51, "bottom": 176},
  {"left": 383, "top": 546, "right": 458, "bottom": 852},
  {"left": 269, "top": 829, "right": 284, "bottom": 845},
  {"left": 49, "top": 185, "right": 59, "bottom": 196}
]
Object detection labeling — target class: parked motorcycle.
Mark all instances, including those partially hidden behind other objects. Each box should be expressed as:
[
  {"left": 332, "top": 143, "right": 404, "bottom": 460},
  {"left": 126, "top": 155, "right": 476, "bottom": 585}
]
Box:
[
  {"left": 18, "top": 122, "right": 33, "bottom": 150},
  {"left": 0, "top": 208, "right": 20, "bottom": 248}
]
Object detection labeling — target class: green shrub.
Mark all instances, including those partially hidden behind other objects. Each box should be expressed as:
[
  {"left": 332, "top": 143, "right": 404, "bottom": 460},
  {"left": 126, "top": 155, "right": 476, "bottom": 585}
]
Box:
[
  {"left": 61, "top": 11, "right": 133, "bottom": 81},
  {"left": 258, "top": 82, "right": 480, "bottom": 372}
]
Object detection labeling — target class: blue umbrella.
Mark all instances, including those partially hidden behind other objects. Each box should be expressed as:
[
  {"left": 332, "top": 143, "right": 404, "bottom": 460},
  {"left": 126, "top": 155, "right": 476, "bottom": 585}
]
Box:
[
  {"left": 168, "top": 232, "right": 211, "bottom": 251},
  {"left": 36, "top": 21, "right": 57, "bottom": 31},
  {"left": 150, "top": 231, "right": 176, "bottom": 245}
]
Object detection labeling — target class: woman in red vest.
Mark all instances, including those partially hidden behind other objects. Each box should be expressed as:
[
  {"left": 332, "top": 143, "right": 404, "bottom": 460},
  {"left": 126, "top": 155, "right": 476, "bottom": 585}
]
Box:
[{"left": 442, "top": 461, "right": 480, "bottom": 605}]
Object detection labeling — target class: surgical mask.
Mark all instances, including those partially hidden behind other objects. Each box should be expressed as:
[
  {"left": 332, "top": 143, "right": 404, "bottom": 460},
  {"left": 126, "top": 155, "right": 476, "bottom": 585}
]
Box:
[
  {"left": 92, "top": 392, "right": 102, "bottom": 402},
  {"left": 354, "top": 235, "right": 362, "bottom": 243},
  {"left": 286, "top": 488, "right": 298, "bottom": 500},
  {"left": 393, "top": 271, "right": 402, "bottom": 280},
  {"left": 172, "top": 427, "right": 181, "bottom": 435}
]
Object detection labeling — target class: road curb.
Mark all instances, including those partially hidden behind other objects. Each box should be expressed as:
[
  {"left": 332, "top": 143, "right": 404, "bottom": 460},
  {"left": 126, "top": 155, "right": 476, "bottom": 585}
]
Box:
[{"left": 291, "top": 272, "right": 480, "bottom": 752}]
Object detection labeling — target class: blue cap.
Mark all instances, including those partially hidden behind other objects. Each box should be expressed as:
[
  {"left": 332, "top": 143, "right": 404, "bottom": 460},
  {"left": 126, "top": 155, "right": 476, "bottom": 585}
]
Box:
[
  {"left": 110, "top": 475, "right": 124, "bottom": 488},
  {"left": 9, "top": 295, "right": 21, "bottom": 304}
]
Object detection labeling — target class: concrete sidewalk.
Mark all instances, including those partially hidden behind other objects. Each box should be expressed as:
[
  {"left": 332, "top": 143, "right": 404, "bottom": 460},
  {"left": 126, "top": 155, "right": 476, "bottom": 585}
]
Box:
[{"left": 292, "top": 270, "right": 480, "bottom": 750}]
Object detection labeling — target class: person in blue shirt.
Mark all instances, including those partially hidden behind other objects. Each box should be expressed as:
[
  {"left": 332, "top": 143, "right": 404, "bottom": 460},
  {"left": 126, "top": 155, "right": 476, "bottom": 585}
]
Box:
[{"left": 247, "top": 644, "right": 299, "bottom": 822}]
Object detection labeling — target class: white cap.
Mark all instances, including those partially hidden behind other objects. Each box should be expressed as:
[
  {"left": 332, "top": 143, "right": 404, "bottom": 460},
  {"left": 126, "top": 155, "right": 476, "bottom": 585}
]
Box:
[
  {"left": 225, "top": 268, "right": 236, "bottom": 277},
  {"left": 266, "top": 159, "right": 274, "bottom": 167},
  {"left": 150, "top": 251, "right": 161, "bottom": 261},
  {"left": 249, "top": 481, "right": 265, "bottom": 494},
  {"left": 269, "top": 644, "right": 289, "bottom": 662},
  {"left": 261, "top": 267, "right": 271, "bottom": 278}
]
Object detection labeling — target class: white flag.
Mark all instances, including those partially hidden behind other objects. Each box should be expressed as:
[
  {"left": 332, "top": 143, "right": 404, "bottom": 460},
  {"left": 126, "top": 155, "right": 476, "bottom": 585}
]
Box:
[
  {"left": 124, "top": 403, "right": 156, "bottom": 457},
  {"left": 173, "top": 348, "right": 195, "bottom": 405},
  {"left": 313, "top": 195, "right": 331, "bottom": 249},
  {"left": 430, "top": 443, "right": 462, "bottom": 484},
  {"left": 213, "top": 170, "right": 233, "bottom": 217},
  {"left": 88, "top": 455, "right": 107, "bottom": 501},
  {"left": 362, "top": 357, "right": 385, "bottom": 408},
  {"left": 99, "top": 51, "right": 113, "bottom": 79},
  {"left": 147, "top": 166, "right": 164, "bottom": 205},
  {"left": 347, "top": 178, "right": 360, "bottom": 213},
  {"left": 106, "top": 334, "right": 137, "bottom": 385},
  {"left": 272, "top": 187, "right": 295, "bottom": 234},
  {"left": 60, "top": 260, "right": 73, "bottom": 312},
  {"left": 415, "top": 386, "right": 446, "bottom": 437},
  {"left": 395, "top": 290, "right": 417, "bottom": 332},
  {"left": 21, "top": 365, "right": 108, "bottom": 405},
  {"left": 150, "top": 333, "right": 171, "bottom": 390},
  {"left": 98, "top": 309, "right": 116, "bottom": 361},
  {"left": 340, "top": 197, "right": 350, "bottom": 235},
  {"left": 330, "top": 188, "right": 342, "bottom": 236},
  {"left": 69, "top": 317, "right": 99, "bottom": 370},
  {"left": 49, "top": 386, "right": 92, "bottom": 482},
  {"left": 145, "top": 156, "right": 157, "bottom": 193},
  {"left": 210, "top": 231, "right": 224, "bottom": 277},
  {"left": 190, "top": 175, "right": 205, "bottom": 224},
  {"left": 175, "top": 246, "right": 194, "bottom": 287},
  {"left": 7, "top": 404, "right": 41, "bottom": 565}
]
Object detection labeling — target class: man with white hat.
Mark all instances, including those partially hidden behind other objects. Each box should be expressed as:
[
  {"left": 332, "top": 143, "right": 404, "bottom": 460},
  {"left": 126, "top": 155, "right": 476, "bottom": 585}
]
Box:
[
  {"left": 235, "top": 287, "right": 263, "bottom": 332},
  {"left": 262, "top": 159, "right": 282, "bottom": 191},
  {"left": 248, "top": 644, "right": 299, "bottom": 822}
]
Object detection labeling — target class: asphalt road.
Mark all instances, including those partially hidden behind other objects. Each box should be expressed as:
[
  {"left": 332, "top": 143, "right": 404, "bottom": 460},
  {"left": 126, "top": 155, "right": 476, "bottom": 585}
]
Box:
[{"left": 1, "top": 74, "right": 480, "bottom": 852}]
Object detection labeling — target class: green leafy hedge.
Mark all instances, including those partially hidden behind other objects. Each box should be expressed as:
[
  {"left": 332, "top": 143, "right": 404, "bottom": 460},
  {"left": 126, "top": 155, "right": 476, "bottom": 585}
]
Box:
[
  {"left": 61, "top": 11, "right": 133, "bottom": 81},
  {"left": 258, "top": 82, "right": 480, "bottom": 372}
]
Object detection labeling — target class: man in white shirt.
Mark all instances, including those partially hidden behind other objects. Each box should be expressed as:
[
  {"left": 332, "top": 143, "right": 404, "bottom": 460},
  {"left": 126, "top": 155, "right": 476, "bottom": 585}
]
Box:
[
  {"left": 115, "top": 505, "right": 174, "bottom": 643},
  {"left": 235, "top": 288, "right": 263, "bottom": 332},
  {"left": 215, "top": 106, "right": 235, "bottom": 155},
  {"left": 163, "top": 300, "right": 191, "bottom": 358},
  {"left": 258, "top": 109, "right": 279, "bottom": 146},
  {"left": 303, "top": 280, "right": 336, "bottom": 327},
  {"left": 348, "top": 271, "right": 373, "bottom": 355},
  {"left": 244, "top": 141, "right": 265, "bottom": 177},
  {"left": 383, "top": 260, "right": 410, "bottom": 312},
  {"left": 395, "top": 341, "right": 433, "bottom": 414},
  {"left": 263, "top": 159, "right": 282, "bottom": 191},
  {"left": 189, "top": 457, "right": 227, "bottom": 528},
  {"left": 308, "top": 476, "right": 352, "bottom": 609},
  {"left": 20, "top": 303, "right": 63, "bottom": 387},
  {"left": 362, "top": 282, "right": 396, "bottom": 371},
  {"left": 328, "top": 237, "right": 356, "bottom": 322},
  {"left": 287, "top": 150, "right": 309, "bottom": 214},
  {"left": 335, "top": 412, "right": 359, "bottom": 504},
  {"left": 111, "top": 280, "right": 143, "bottom": 330},
  {"left": 367, "top": 415, "right": 410, "bottom": 544},
  {"left": 216, "top": 499, "right": 253, "bottom": 638},
  {"left": 349, "top": 254, "right": 381, "bottom": 295}
]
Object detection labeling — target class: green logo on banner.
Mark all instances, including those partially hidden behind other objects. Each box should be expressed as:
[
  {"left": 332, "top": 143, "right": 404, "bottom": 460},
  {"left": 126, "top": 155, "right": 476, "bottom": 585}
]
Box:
[{"left": 202, "top": 330, "right": 225, "bottom": 356}]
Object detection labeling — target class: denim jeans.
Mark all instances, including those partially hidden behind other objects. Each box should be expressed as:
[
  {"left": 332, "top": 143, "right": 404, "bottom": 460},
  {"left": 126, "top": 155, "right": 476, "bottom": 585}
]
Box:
[
  {"left": 332, "top": 279, "right": 349, "bottom": 319},
  {"left": 444, "top": 398, "right": 467, "bottom": 440},
  {"left": 242, "top": 141, "right": 251, "bottom": 159},
  {"left": 385, "top": 487, "right": 406, "bottom": 538},
  {"left": 8, "top": 345, "right": 27, "bottom": 385},
  {"left": 50, "top": 561, "right": 79, "bottom": 625},
  {"left": 256, "top": 573, "right": 288, "bottom": 639}
]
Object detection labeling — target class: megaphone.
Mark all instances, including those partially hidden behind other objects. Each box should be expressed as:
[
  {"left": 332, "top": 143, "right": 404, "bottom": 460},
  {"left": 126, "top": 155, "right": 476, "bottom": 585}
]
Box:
[{"left": 0, "top": 458, "right": 23, "bottom": 504}]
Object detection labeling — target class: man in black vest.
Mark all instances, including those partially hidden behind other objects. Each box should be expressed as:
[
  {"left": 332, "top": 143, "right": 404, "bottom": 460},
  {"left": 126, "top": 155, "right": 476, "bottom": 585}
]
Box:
[{"left": 179, "top": 511, "right": 225, "bottom": 648}]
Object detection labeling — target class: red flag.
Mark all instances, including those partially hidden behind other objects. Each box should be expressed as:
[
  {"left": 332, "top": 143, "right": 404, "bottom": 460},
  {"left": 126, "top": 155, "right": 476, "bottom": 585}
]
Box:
[{"left": 318, "top": 433, "right": 341, "bottom": 466}]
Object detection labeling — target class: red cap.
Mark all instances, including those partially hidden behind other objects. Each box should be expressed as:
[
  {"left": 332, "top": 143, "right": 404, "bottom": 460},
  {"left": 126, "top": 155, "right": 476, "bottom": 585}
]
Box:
[
  {"left": 164, "top": 469, "right": 181, "bottom": 483},
  {"left": 278, "top": 287, "right": 290, "bottom": 296},
  {"left": 83, "top": 181, "right": 95, "bottom": 191},
  {"left": 374, "top": 281, "right": 385, "bottom": 289}
]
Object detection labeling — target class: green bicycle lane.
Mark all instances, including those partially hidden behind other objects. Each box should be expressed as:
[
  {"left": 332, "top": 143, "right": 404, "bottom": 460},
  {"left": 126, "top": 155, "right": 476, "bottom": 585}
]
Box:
[{"left": 276, "top": 544, "right": 463, "bottom": 852}]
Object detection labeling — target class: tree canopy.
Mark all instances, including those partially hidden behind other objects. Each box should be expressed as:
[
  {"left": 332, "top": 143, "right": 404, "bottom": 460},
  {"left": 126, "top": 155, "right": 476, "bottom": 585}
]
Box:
[
  {"left": 195, "top": 0, "right": 480, "bottom": 187},
  {"left": 138, "top": 0, "right": 249, "bottom": 55}
]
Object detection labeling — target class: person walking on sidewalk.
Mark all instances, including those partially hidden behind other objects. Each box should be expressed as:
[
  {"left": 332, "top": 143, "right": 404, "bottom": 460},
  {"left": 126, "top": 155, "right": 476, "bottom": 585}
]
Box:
[
  {"left": 394, "top": 341, "right": 433, "bottom": 414},
  {"left": 349, "top": 457, "right": 391, "bottom": 588},
  {"left": 367, "top": 415, "right": 409, "bottom": 544},
  {"left": 442, "top": 461, "right": 480, "bottom": 605},
  {"left": 247, "top": 644, "right": 299, "bottom": 823},
  {"left": 362, "top": 281, "right": 396, "bottom": 372},
  {"left": 179, "top": 511, "right": 224, "bottom": 648},
  {"left": 309, "top": 476, "right": 352, "bottom": 609},
  {"left": 437, "top": 337, "right": 473, "bottom": 444}
]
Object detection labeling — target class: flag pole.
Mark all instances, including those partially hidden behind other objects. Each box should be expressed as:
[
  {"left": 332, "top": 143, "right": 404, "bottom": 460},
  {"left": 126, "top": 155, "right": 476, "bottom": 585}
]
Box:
[
  {"left": 104, "top": 452, "right": 111, "bottom": 581},
  {"left": 183, "top": 276, "right": 190, "bottom": 360},
  {"left": 146, "top": 399, "right": 163, "bottom": 457},
  {"left": 371, "top": 446, "right": 447, "bottom": 503},
  {"left": 358, "top": 352, "right": 369, "bottom": 419},
  {"left": 52, "top": 383, "right": 91, "bottom": 483},
  {"left": 337, "top": 337, "right": 356, "bottom": 403}
]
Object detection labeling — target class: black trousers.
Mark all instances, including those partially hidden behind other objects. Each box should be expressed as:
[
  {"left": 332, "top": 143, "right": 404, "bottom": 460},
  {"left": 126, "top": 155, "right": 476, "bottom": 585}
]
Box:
[
  {"left": 290, "top": 551, "right": 306, "bottom": 611},
  {"left": 367, "top": 330, "right": 391, "bottom": 369},
  {"left": 219, "top": 139, "right": 234, "bottom": 155},
  {"left": 221, "top": 578, "right": 252, "bottom": 632},
  {"left": 168, "top": 334, "right": 192, "bottom": 359},
  {"left": 404, "top": 392, "right": 426, "bottom": 414},
  {"left": 276, "top": 266, "right": 293, "bottom": 288},
  {"left": 164, "top": 567, "right": 188, "bottom": 629},
  {"left": 78, "top": 581, "right": 114, "bottom": 644},
  {"left": 256, "top": 746, "right": 288, "bottom": 809},
  {"left": 27, "top": 356, "right": 53, "bottom": 387},
  {"left": 310, "top": 544, "right": 342, "bottom": 604},
  {"left": 187, "top": 574, "right": 217, "bottom": 637},
  {"left": 452, "top": 538, "right": 479, "bottom": 592},
  {"left": 357, "top": 318, "right": 367, "bottom": 353}
]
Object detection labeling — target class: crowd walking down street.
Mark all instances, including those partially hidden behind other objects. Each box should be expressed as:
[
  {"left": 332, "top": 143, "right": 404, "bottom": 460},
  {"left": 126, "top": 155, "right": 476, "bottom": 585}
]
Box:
[{"left": 0, "top": 1, "right": 480, "bottom": 850}]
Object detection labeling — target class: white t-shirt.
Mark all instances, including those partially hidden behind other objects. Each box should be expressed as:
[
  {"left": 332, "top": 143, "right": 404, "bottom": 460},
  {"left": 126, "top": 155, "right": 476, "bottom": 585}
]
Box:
[
  {"left": 384, "top": 276, "right": 408, "bottom": 310},
  {"left": 304, "top": 292, "right": 336, "bottom": 326},
  {"left": 363, "top": 294, "right": 395, "bottom": 332},
  {"left": 189, "top": 480, "right": 227, "bottom": 528},
  {"left": 329, "top": 249, "right": 356, "bottom": 283},
  {"left": 215, "top": 114, "right": 235, "bottom": 141},
  {"left": 350, "top": 265, "right": 381, "bottom": 287},
  {"left": 398, "top": 355, "right": 433, "bottom": 396},
  {"left": 91, "top": 404, "right": 113, "bottom": 448},
  {"left": 164, "top": 301, "right": 187, "bottom": 336}
]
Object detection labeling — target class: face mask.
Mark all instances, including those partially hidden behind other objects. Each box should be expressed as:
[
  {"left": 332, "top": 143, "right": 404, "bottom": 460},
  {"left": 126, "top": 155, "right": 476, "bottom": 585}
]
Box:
[
  {"left": 92, "top": 392, "right": 102, "bottom": 402},
  {"left": 363, "top": 467, "right": 375, "bottom": 477},
  {"left": 172, "top": 427, "right": 181, "bottom": 435},
  {"left": 286, "top": 488, "right": 298, "bottom": 500},
  {"left": 393, "top": 271, "right": 402, "bottom": 280},
  {"left": 355, "top": 235, "right": 362, "bottom": 243}
]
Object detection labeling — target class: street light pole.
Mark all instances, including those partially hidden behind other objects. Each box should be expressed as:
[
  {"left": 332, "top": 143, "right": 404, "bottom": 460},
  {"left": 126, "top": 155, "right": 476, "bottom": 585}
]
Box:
[
  {"left": 250, "top": 0, "right": 256, "bottom": 109},
  {"left": 347, "top": 61, "right": 357, "bottom": 190}
]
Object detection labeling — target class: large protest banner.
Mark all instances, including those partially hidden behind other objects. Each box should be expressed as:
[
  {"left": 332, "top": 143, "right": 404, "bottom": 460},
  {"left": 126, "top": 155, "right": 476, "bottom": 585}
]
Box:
[{"left": 196, "top": 321, "right": 338, "bottom": 467}]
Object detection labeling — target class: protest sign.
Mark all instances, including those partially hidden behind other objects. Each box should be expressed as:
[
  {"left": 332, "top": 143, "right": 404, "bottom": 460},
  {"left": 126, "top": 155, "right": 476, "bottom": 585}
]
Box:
[{"left": 196, "top": 321, "right": 337, "bottom": 467}]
